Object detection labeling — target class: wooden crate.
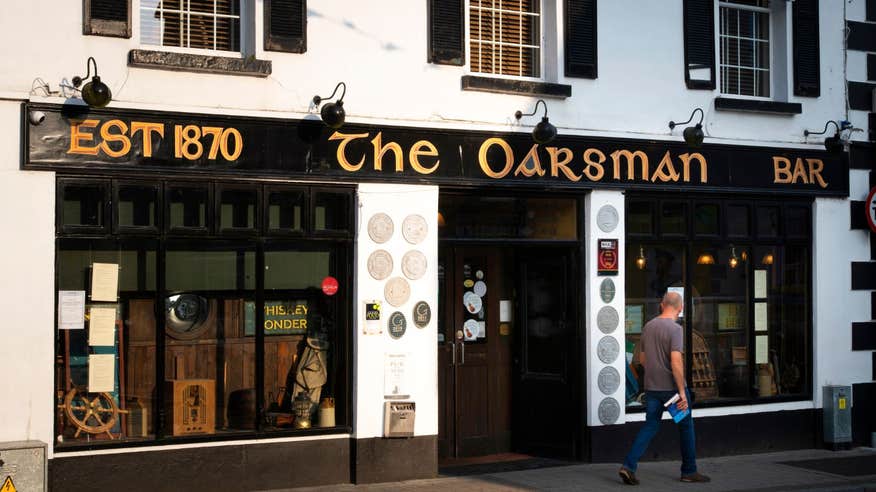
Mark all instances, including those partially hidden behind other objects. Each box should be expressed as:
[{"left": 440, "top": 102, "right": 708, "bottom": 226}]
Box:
[{"left": 165, "top": 379, "right": 215, "bottom": 436}]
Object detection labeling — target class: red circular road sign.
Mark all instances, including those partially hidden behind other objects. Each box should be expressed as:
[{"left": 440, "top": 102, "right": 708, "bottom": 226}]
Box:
[
  {"left": 322, "top": 276, "right": 339, "bottom": 296},
  {"left": 866, "top": 186, "right": 876, "bottom": 234}
]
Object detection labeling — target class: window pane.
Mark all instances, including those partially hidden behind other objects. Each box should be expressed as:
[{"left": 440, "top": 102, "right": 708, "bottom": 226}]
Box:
[
  {"left": 439, "top": 195, "right": 577, "bottom": 240},
  {"left": 660, "top": 202, "right": 687, "bottom": 235},
  {"left": 265, "top": 251, "right": 331, "bottom": 290},
  {"left": 141, "top": 0, "right": 240, "bottom": 52},
  {"left": 784, "top": 205, "right": 810, "bottom": 237},
  {"left": 627, "top": 201, "right": 653, "bottom": 235},
  {"left": 313, "top": 191, "right": 351, "bottom": 233},
  {"left": 694, "top": 203, "right": 720, "bottom": 236},
  {"left": 469, "top": 0, "right": 539, "bottom": 77},
  {"left": 726, "top": 204, "right": 750, "bottom": 238},
  {"left": 691, "top": 244, "right": 750, "bottom": 402},
  {"left": 219, "top": 188, "right": 257, "bottom": 231},
  {"left": 118, "top": 184, "right": 158, "bottom": 229},
  {"left": 267, "top": 189, "right": 306, "bottom": 233},
  {"left": 756, "top": 205, "right": 780, "bottom": 237},
  {"left": 168, "top": 186, "right": 208, "bottom": 230},
  {"left": 61, "top": 182, "right": 106, "bottom": 228},
  {"left": 166, "top": 245, "right": 255, "bottom": 291}
]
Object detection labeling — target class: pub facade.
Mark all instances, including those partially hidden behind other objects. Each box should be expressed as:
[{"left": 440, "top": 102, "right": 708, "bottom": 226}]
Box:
[{"left": 0, "top": 0, "right": 873, "bottom": 490}]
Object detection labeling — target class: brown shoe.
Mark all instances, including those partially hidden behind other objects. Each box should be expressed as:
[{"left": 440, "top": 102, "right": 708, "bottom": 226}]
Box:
[
  {"left": 680, "top": 472, "right": 711, "bottom": 483},
  {"left": 619, "top": 466, "right": 639, "bottom": 485}
]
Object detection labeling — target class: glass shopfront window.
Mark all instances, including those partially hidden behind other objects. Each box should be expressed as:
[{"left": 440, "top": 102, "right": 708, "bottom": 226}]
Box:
[
  {"left": 54, "top": 178, "right": 352, "bottom": 449},
  {"left": 625, "top": 197, "right": 811, "bottom": 409}
]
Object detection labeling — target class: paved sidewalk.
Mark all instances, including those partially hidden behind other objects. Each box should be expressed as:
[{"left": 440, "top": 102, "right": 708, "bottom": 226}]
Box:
[{"left": 279, "top": 448, "right": 876, "bottom": 492}]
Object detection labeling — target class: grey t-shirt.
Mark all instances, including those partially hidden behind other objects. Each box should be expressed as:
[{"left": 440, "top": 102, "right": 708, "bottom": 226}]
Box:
[{"left": 640, "top": 317, "right": 685, "bottom": 391}]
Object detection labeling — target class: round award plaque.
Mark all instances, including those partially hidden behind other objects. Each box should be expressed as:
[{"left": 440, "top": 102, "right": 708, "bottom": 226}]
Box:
[
  {"left": 597, "top": 336, "right": 620, "bottom": 364},
  {"left": 463, "top": 291, "right": 482, "bottom": 314},
  {"left": 598, "top": 397, "right": 621, "bottom": 425},
  {"left": 367, "top": 250, "right": 393, "bottom": 280},
  {"left": 402, "top": 214, "right": 428, "bottom": 244},
  {"left": 596, "top": 306, "right": 619, "bottom": 334},
  {"left": 598, "top": 366, "right": 621, "bottom": 395},
  {"left": 473, "top": 281, "right": 487, "bottom": 297},
  {"left": 597, "top": 205, "right": 619, "bottom": 233},
  {"left": 388, "top": 311, "right": 407, "bottom": 339},
  {"left": 599, "top": 278, "right": 616, "bottom": 304},
  {"left": 368, "top": 213, "right": 394, "bottom": 244},
  {"left": 412, "top": 301, "right": 431, "bottom": 328},
  {"left": 463, "top": 319, "right": 479, "bottom": 340},
  {"left": 401, "top": 250, "right": 427, "bottom": 280},
  {"left": 384, "top": 277, "right": 411, "bottom": 307}
]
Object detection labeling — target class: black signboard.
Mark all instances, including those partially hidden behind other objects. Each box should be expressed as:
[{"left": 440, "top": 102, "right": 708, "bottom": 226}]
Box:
[{"left": 24, "top": 103, "right": 849, "bottom": 196}]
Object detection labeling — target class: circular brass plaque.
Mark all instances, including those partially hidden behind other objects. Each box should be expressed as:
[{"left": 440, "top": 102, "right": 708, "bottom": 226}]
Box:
[
  {"left": 597, "top": 336, "right": 620, "bottom": 364},
  {"left": 597, "top": 306, "right": 619, "bottom": 334},
  {"left": 368, "top": 213, "right": 394, "bottom": 244},
  {"left": 367, "top": 250, "right": 393, "bottom": 280},
  {"left": 384, "top": 277, "right": 411, "bottom": 307},
  {"left": 598, "top": 398, "right": 620, "bottom": 425}
]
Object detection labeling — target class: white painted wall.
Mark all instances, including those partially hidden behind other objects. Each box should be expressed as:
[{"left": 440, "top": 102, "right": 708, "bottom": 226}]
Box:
[
  {"left": 353, "top": 184, "right": 439, "bottom": 438},
  {"left": 0, "top": 101, "right": 56, "bottom": 453},
  {"left": 584, "top": 190, "right": 626, "bottom": 426}
]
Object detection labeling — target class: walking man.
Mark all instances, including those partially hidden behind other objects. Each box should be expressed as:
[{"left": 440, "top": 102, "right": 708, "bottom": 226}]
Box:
[{"left": 618, "top": 291, "right": 710, "bottom": 485}]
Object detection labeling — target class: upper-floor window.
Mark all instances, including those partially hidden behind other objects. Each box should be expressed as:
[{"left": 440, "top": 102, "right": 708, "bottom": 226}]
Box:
[
  {"left": 141, "top": 0, "right": 242, "bottom": 53},
  {"left": 719, "top": 0, "right": 770, "bottom": 97},
  {"left": 469, "top": 0, "right": 540, "bottom": 78}
]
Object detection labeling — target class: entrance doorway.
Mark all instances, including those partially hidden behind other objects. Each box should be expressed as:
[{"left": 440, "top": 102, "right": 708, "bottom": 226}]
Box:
[{"left": 437, "top": 245, "right": 579, "bottom": 461}]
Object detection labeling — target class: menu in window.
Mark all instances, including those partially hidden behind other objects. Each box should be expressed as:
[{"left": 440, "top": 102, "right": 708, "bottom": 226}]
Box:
[
  {"left": 88, "top": 354, "right": 115, "bottom": 393},
  {"left": 90, "top": 263, "right": 119, "bottom": 302},
  {"left": 88, "top": 306, "right": 117, "bottom": 347},
  {"left": 58, "top": 290, "right": 86, "bottom": 330}
]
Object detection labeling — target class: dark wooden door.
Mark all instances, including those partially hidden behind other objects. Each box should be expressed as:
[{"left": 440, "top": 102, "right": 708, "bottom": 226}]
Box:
[
  {"left": 512, "top": 248, "right": 578, "bottom": 458},
  {"left": 438, "top": 247, "right": 513, "bottom": 459}
]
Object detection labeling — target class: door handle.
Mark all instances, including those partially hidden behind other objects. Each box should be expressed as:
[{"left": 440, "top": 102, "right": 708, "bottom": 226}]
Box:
[
  {"left": 460, "top": 341, "right": 465, "bottom": 365},
  {"left": 451, "top": 341, "right": 456, "bottom": 365}
]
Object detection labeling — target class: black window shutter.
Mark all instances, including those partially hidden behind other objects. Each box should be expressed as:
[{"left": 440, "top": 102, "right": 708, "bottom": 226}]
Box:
[
  {"left": 564, "top": 0, "right": 598, "bottom": 78},
  {"left": 428, "top": 0, "right": 464, "bottom": 66},
  {"left": 265, "top": 0, "right": 307, "bottom": 53},
  {"left": 83, "top": 0, "right": 130, "bottom": 38},
  {"left": 793, "top": 0, "right": 820, "bottom": 97},
  {"left": 683, "top": 0, "right": 715, "bottom": 90}
]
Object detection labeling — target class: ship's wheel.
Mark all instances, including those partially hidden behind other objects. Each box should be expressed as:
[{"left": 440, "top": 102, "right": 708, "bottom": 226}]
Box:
[{"left": 58, "top": 387, "right": 128, "bottom": 439}]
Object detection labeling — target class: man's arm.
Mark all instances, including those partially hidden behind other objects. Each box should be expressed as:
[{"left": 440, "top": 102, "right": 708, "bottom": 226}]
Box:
[
  {"left": 638, "top": 351, "right": 646, "bottom": 366},
  {"left": 670, "top": 351, "right": 688, "bottom": 411}
]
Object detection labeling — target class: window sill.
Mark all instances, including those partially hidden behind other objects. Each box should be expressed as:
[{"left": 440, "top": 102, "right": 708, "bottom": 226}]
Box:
[
  {"left": 128, "top": 49, "right": 272, "bottom": 78},
  {"left": 714, "top": 97, "right": 802, "bottom": 115},
  {"left": 461, "top": 75, "right": 572, "bottom": 99}
]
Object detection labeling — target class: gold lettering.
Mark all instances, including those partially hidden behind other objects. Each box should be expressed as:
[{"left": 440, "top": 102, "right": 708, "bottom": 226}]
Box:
[
  {"left": 68, "top": 119, "right": 100, "bottom": 155},
  {"left": 514, "top": 144, "right": 546, "bottom": 177},
  {"left": 547, "top": 147, "right": 580, "bottom": 181},
  {"left": 772, "top": 156, "right": 793, "bottom": 184},
  {"left": 328, "top": 131, "right": 368, "bottom": 171},
  {"left": 409, "top": 140, "right": 440, "bottom": 174},
  {"left": 582, "top": 148, "right": 606, "bottom": 181},
  {"left": 371, "top": 132, "right": 404, "bottom": 171},
  {"left": 99, "top": 119, "right": 131, "bottom": 158},
  {"left": 679, "top": 152, "right": 708, "bottom": 183},
  {"left": 130, "top": 122, "right": 164, "bottom": 158},
  {"left": 791, "top": 157, "right": 809, "bottom": 184},
  {"left": 610, "top": 149, "right": 649, "bottom": 180},
  {"left": 806, "top": 159, "right": 828, "bottom": 188},
  {"left": 651, "top": 151, "right": 680, "bottom": 182},
  {"left": 478, "top": 138, "right": 514, "bottom": 179}
]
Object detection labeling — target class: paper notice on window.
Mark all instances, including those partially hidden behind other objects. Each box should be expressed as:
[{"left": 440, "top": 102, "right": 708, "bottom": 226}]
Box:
[
  {"left": 754, "top": 270, "right": 767, "bottom": 299},
  {"left": 754, "top": 302, "right": 768, "bottom": 331},
  {"left": 500, "top": 300, "right": 512, "bottom": 323},
  {"left": 88, "top": 307, "right": 117, "bottom": 347},
  {"left": 384, "top": 353, "right": 409, "bottom": 399},
  {"left": 90, "top": 263, "right": 119, "bottom": 302},
  {"left": 88, "top": 354, "right": 115, "bottom": 393},
  {"left": 58, "top": 290, "right": 86, "bottom": 330},
  {"left": 755, "top": 335, "right": 769, "bottom": 364}
]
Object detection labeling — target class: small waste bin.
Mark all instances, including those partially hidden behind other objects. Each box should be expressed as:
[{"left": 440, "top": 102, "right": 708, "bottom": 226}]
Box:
[{"left": 823, "top": 385, "right": 852, "bottom": 450}]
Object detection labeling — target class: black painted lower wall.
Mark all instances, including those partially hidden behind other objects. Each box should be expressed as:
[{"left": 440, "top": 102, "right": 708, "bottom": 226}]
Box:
[
  {"left": 589, "top": 408, "right": 818, "bottom": 464},
  {"left": 354, "top": 435, "right": 438, "bottom": 484},
  {"left": 50, "top": 438, "right": 352, "bottom": 492}
]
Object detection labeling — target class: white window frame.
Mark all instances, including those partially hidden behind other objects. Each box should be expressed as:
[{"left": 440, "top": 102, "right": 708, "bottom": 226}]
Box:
[
  {"left": 135, "top": 0, "right": 254, "bottom": 57},
  {"left": 465, "top": 0, "right": 547, "bottom": 82},
  {"left": 718, "top": 0, "right": 772, "bottom": 99}
]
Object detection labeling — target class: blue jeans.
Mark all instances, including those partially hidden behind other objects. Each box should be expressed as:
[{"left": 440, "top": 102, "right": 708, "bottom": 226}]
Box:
[{"left": 622, "top": 389, "right": 697, "bottom": 475}]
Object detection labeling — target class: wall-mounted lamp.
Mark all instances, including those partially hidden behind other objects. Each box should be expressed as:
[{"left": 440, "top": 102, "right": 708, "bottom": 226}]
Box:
[
  {"left": 72, "top": 57, "right": 111, "bottom": 108},
  {"left": 515, "top": 99, "right": 557, "bottom": 144},
  {"left": 803, "top": 120, "right": 844, "bottom": 153},
  {"left": 635, "top": 246, "right": 647, "bottom": 270},
  {"left": 696, "top": 252, "right": 715, "bottom": 265},
  {"left": 729, "top": 245, "right": 739, "bottom": 269},
  {"left": 668, "top": 107, "right": 705, "bottom": 147},
  {"left": 312, "top": 82, "right": 347, "bottom": 129}
]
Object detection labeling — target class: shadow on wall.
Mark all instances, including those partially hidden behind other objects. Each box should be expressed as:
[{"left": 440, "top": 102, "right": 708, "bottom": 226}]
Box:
[{"left": 307, "top": 9, "right": 401, "bottom": 51}]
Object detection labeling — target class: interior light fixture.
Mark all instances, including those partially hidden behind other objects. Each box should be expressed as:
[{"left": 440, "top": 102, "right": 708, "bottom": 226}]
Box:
[
  {"left": 696, "top": 252, "right": 715, "bottom": 265},
  {"left": 635, "top": 246, "right": 647, "bottom": 270},
  {"left": 803, "top": 120, "right": 843, "bottom": 153},
  {"left": 312, "top": 82, "right": 347, "bottom": 129},
  {"left": 729, "top": 245, "right": 739, "bottom": 269},
  {"left": 437, "top": 211, "right": 446, "bottom": 227},
  {"left": 515, "top": 99, "right": 557, "bottom": 144},
  {"left": 72, "top": 56, "right": 111, "bottom": 108},
  {"left": 761, "top": 253, "right": 774, "bottom": 265},
  {"left": 668, "top": 107, "right": 705, "bottom": 147}
]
